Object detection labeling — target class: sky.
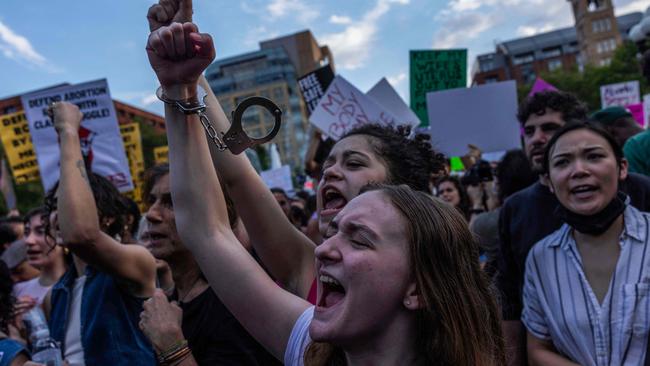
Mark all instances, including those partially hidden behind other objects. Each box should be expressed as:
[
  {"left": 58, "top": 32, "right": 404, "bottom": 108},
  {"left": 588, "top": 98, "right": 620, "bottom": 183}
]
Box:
[{"left": 0, "top": 0, "right": 648, "bottom": 116}]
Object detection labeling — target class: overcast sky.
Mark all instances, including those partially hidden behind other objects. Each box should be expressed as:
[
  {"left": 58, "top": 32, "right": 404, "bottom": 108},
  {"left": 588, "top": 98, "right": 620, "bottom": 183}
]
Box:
[{"left": 0, "top": 0, "right": 647, "bottom": 115}]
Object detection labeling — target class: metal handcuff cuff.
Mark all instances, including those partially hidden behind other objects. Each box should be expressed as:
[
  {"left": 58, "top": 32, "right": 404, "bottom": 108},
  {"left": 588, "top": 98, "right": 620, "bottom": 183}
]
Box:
[{"left": 156, "top": 85, "right": 282, "bottom": 155}]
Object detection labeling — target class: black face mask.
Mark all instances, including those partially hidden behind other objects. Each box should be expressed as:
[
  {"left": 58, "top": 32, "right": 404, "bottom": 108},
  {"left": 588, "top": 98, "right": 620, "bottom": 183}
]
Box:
[{"left": 554, "top": 191, "right": 627, "bottom": 235}]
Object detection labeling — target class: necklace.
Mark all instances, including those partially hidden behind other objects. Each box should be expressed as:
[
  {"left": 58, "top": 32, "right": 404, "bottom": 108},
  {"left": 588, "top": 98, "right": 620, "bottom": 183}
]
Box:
[{"left": 178, "top": 276, "right": 203, "bottom": 305}]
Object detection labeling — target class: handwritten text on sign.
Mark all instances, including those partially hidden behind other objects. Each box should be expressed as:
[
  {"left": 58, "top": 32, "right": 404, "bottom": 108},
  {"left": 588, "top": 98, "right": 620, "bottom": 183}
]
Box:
[
  {"left": 309, "top": 76, "right": 399, "bottom": 140},
  {"left": 410, "top": 49, "right": 467, "bottom": 126},
  {"left": 600, "top": 81, "right": 640, "bottom": 108}
]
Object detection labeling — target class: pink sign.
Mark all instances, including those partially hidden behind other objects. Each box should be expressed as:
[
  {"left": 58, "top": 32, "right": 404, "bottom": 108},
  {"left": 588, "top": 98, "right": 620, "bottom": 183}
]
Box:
[
  {"left": 528, "top": 78, "right": 558, "bottom": 97},
  {"left": 627, "top": 103, "right": 645, "bottom": 127}
]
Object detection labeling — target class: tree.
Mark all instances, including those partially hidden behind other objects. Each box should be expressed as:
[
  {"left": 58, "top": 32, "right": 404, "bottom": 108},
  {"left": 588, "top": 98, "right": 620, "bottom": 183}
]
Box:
[{"left": 518, "top": 41, "right": 649, "bottom": 111}]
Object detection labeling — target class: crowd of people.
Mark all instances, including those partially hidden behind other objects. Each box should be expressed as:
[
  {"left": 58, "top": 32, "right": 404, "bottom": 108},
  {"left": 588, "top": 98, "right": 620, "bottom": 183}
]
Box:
[{"left": 0, "top": 0, "right": 649, "bottom": 365}]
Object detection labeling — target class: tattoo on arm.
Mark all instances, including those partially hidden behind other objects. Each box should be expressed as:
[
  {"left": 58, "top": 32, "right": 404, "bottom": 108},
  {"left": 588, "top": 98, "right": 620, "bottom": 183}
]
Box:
[{"left": 76, "top": 160, "right": 89, "bottom": 182}]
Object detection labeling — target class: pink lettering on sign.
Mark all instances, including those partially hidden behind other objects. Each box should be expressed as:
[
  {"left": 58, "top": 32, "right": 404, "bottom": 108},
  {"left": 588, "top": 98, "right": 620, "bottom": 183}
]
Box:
[{"left": 324, "top": 87, "right": 371, "bottom": 139}]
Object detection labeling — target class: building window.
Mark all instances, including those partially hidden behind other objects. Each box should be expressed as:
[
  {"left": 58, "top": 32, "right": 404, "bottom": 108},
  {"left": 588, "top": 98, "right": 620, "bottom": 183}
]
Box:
[
  {"left": 480, "top": 61, "right": 494, "bottom": 72},
  {"left": 597, "top": 38, "right": 617, "bottom": 54},
  {"left": 548, "top": 59, "right": 563, "bottom": 71},
  {"left": 484, "top": 76, "right": 499, "bottom": 84},
  {"left": 513, "top": 53, "right": 534, "bottom": 65},
  {"left": 542, "top": 47, "right": 562, "bottom": 59}
]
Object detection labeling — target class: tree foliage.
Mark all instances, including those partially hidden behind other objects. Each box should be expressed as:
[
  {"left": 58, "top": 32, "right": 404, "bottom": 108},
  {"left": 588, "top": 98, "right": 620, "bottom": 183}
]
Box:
[{"left": 518, "top": 41, "right": 649, "bottom": 111}]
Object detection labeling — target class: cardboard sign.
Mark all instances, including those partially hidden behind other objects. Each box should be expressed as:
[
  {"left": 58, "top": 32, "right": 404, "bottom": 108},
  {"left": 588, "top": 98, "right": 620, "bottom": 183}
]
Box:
[
  {"left": 260, "top": 165, "right": 294, "bottom": 194},
  {"left": 367, "top": 78, "right": 420, "bottom": 127},
  {"left": 600, "top": 81, "right": 640, "bottom": 108},
  {"left": 0, "top": 111, "right": 40, "bottom": 184},
  {"left": 154, "top": 146, "right": 169, "bottom": 165},
  {"left": 425, "top": 80, "right": 520, "bottom": 156},
  {"left": 21, "top": 79, "right": 133, "bottom": 192},
  {"left": 120, "top": 123, "right": 145, "bottom": 204},
  {"left": 298, "top": 64, "right": 335, "bottom": 115},
  {"left": 410, "top": 49, "right": 467, "bottom": 126},
  {"left": 309, "top": 75, "right": 400, "bottom": 140}
]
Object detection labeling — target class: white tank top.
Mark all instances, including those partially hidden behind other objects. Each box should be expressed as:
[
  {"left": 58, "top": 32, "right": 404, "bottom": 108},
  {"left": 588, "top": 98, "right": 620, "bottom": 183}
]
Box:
[{"left": 64, "top": 275, "right": 86, "bottom": 366}]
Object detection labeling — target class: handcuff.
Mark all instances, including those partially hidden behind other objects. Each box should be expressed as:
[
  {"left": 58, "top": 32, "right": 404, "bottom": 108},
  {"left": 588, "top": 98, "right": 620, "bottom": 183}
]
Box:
[{"left": 156, "top": 85, "right": 282, "bottom": 155}]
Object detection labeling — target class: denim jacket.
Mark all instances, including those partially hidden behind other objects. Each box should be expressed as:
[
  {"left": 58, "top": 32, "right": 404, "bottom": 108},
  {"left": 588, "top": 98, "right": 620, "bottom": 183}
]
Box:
[{"left": 49, "top": 266, "right": 155, "bottom": 365}]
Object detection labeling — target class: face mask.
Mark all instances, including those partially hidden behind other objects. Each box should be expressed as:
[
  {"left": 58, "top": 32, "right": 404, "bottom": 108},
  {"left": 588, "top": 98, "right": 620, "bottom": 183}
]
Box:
[{"left": 554, "top": 191, "right": 627, "bottom": 235}]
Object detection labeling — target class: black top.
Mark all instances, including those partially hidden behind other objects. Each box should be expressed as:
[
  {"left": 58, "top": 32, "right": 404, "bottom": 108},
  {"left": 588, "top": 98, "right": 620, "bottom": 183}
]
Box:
[
  {"left": 496, "top": 172, "right": 650, "bottom": 320},
  {"left": 179, "top": 287, "right": 281, "bottom": 365}
]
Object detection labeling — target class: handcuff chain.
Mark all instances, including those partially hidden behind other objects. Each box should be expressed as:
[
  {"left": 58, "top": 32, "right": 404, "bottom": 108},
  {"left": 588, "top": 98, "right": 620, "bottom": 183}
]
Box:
[{"left": 197, "top": 110, "right": 227, "bottom": 151}]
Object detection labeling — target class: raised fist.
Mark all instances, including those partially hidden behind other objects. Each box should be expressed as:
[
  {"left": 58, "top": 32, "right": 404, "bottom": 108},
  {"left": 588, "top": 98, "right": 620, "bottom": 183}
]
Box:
[
  {"left": 48, "top": 101, "right": 83, "bottom": 134},
  {"left": 146, "top": 22, "right": 215, "bottom": 89}
]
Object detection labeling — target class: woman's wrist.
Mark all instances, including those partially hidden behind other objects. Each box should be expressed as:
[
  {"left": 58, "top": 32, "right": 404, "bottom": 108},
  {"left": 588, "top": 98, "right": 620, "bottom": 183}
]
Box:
[{"left": 161, "top": 83, "right": 199, "bottom": 101}]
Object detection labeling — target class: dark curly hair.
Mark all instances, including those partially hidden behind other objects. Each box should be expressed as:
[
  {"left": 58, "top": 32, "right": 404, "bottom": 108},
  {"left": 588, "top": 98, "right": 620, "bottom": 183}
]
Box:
[
  {"left": 0, "top": 261, "right": 15, "bottom": 334},
  {"left": 44, "top": 173, "right": 128, "bottom": 240},
  {"left": 341, "top": 124, "right": 446, "bottom": 193},
  {"left": 517, "top": 91, "right": 588, "bottom": 126}
]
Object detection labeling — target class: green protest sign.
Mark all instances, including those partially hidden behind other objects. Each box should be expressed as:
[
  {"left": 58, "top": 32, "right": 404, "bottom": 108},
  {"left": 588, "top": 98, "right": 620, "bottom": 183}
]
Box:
[{"left": 410, "top": 50, "right": 467, "bottom": 126}]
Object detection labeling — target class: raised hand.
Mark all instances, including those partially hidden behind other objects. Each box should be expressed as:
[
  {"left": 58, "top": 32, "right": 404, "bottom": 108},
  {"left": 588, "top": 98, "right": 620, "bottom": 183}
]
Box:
[
  {"left": 48, "top": 101, "right": 83, "bottom": 134},
  {"left": 146, "top": 22, "right": 215, "bottom": 89},
  {"left": 147, "top": 0, "right": 193, "bottom": 32}
]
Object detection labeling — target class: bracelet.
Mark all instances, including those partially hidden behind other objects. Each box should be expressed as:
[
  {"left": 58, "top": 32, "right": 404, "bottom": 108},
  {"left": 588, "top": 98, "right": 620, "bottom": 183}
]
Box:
[
  {"left": 161, "top": 345, "right": 191, "bottom": 365},
  {"left": 157, "top": 339, "right": 188, "bottom": 364}
]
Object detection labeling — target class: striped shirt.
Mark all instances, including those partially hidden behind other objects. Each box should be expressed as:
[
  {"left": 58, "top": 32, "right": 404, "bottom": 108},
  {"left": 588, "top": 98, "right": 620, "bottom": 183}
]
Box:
[{"left": 522, "top": 205, "right": 650, "bottom": 366}]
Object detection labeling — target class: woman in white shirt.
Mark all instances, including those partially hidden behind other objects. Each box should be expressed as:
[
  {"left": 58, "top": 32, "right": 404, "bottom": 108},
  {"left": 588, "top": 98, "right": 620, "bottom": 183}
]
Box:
[{"left": 142, "top": 20, "right": 505, "bottom": 366}]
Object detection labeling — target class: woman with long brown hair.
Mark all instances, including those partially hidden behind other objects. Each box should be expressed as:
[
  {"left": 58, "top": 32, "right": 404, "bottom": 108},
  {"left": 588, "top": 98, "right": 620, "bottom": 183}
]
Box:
[{"left": 144, "top": 20, "right": 504, "bottom": 365}]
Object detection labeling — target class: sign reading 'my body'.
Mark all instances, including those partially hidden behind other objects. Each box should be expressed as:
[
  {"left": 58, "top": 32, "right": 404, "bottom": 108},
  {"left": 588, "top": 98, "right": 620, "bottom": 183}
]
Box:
[
  {"left": 410, "top": 49, "right": 467, "bottom": 127},
  {"left": 21, "top": 79, "right": 133, "bottom": 192},
  {"left": 298, "top": 64, "right": 335, "bottom": 115},
  {"left": 309, "top": 76, "right": 400, "bottom": 140}
]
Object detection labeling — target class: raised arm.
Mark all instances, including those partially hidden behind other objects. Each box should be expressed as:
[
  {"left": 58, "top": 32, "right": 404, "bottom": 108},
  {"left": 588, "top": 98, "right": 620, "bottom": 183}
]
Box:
[
  {"left": 146, "top": 22, "right": 310, "bottom": 359},
  {"left": 52, "top": 102, "right": 156, "bottom": 297},
  {"left": 147, "top": 0, "right": 316, "bottom": 299}
]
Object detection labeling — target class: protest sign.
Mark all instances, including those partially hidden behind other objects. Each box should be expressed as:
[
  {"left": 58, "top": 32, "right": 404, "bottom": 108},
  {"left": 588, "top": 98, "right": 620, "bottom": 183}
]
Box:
[
  {"left": 0, "top": 111, "right": 40, "bottom": 184},
  {"left": 410, "top": 49, "right": 467, "bottom": 127},
  {"left": 626, "top": 103, "right": 644, "bottom": 127},
  {"left": 528, "top": 77, "right": 558, "bottom": 97},
  {"left": 260, "top": 165, "right": 294, "bottom": 194},
  {"left": 21, "top": 79, "right": 133, "bottom": 192},
  {"left": 298, "top": 64, "right": 335, "bottom": 115},
  {"left": 426, "top": 80, "right": 520, "bottom": 156},
  {"left": 120, "top": 123, "right": 145, "bottom": 204},
  {"left": 309, "top": 75, "right": 400, "bottom": 140},
  {"left": 600, "top": 81, "right": 640, "bottom": 108},
  {"left": 154, "top": 146, "right": 169, "bottom": 165},
  {"left": 367, "top": 78, "right": 420, "bottom": 127}
]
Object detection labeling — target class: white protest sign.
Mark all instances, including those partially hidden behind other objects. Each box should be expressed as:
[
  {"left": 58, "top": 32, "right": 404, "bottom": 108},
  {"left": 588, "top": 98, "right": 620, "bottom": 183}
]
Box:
[
  {"left": 309, "top": 75, "right": 400, "bottom": 140},
  {"left": 21, "top": 79, "right": 133, "bottom": 192},
  {"left": 260, "top": 165, "right": 294, "bottom": 194},
  {"left": 600, "top": 81, "right": 640, "bottom": 108},
  {"left": 644, "top": 94, "right": 650, "bottom": 129},
  {"left": 367, "top": 78, "right": 420, "bottom": 127},
  {"left": 425, "top": 80, "right": 520, "bottom": 156}
]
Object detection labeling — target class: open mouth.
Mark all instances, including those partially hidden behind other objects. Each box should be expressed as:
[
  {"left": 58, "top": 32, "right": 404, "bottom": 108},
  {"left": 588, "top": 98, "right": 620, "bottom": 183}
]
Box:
[
  {"left": 570, "top": 185, "right": 598, "bottom": 197},
  {"left": 146, "top": 231, "right": 167, "bottom": 246},
  {"left": 321, "top": 187, "right": 348, "bottom": 214},
  {"left": 318, "top": 274, "right": 346, "bottom": 309}
]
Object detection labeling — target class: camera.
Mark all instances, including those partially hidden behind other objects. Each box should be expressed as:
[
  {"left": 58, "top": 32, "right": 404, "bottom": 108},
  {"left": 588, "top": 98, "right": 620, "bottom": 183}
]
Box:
[{"left": 461, "top": 160, "right": 493, "bottom": 186}]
